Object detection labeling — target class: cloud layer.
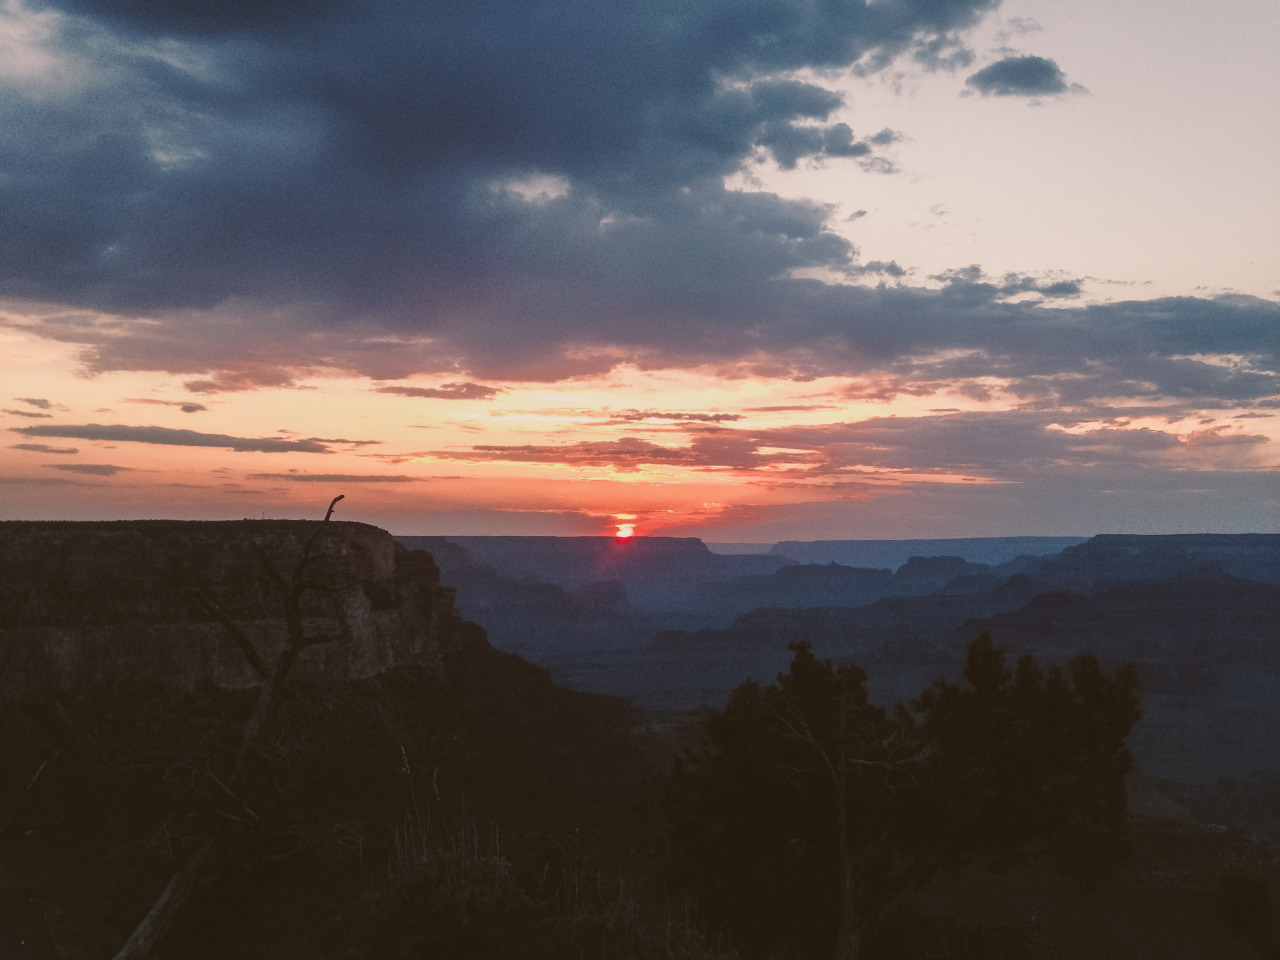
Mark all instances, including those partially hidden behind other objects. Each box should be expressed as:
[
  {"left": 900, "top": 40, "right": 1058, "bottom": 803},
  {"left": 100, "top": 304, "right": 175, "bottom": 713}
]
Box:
[
  {"left": 0, "top": 0, "right": 1276, "bottom": 537},
  {"left": 1, "top": 0, "right": 1273, "bottom": 407},
  {"left": 3, "top": 0, "right": 989, "bottom": 316},
  {"left": 431, "top": 410, "right": 1274, "bottom": 480},
  {"left": 12, "top": 424, "right": 362, "bottom": 453}
]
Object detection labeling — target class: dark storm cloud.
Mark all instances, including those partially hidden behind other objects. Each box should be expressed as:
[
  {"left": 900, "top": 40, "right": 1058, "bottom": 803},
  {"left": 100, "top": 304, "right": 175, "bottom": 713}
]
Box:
[
  {"left": 12, "top": 424, "right": 339, "bottom": 452},
  {"left": 4, "top": 0, "right": 1273, "bottom": 414},
  {"left": 964, "top": 55, "right": 1079, "bottom": 97},
  {"left": 39, "top": 0, "right": 345, "bottom": 38},
  {"left": 3, "top": 0, "right": 989, "bottom": 316}
]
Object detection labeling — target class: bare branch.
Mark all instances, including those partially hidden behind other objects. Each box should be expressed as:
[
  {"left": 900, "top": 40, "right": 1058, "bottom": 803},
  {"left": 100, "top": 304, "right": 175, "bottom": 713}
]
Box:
[
  {"left": 115, "top": 522, "right": 357, "bottom": 959},
  {"left": 250, "top": 543, "right": 290, "bottom": 596},
  {"left": 110, "top": 837, "right": 216, "bottom": 960},
  {"left": 188, "top": 761, "right": 260, "bottom": 823},
  {"left": 194, "top": 587, "right": 268, "bottom": 680}
]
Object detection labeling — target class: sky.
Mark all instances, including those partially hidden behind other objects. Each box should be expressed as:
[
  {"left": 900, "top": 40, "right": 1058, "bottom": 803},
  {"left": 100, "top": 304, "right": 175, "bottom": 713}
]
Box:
[{"left": 1, "top": 0, "right": 1278, "bottom": 540}]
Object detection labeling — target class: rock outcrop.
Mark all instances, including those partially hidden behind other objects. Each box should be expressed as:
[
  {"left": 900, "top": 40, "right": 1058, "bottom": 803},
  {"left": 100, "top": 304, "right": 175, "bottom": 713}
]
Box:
[{"left": 0, "top": 520, "right": 478, "bottom": 700}]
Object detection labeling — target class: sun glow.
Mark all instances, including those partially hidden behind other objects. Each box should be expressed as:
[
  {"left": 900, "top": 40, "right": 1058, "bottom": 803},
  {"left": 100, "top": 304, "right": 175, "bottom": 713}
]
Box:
[{"left": 614, "top": 513, "right": 637, "bottom": 538}]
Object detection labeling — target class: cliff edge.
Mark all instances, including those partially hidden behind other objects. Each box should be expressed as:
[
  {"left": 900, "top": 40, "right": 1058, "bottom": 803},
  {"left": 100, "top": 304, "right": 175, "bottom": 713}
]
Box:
[{"left": 0, "top": 519, "right": 480, "bottom": 700}]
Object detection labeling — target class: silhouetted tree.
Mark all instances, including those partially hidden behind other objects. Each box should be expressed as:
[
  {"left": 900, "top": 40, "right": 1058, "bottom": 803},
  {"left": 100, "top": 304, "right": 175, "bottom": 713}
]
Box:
[
  {"left": 667, "top": 634, "right": 1140, "bottom": 960},
  {"left": 113, "top": 497, "right": 352, "bottom": 960}
]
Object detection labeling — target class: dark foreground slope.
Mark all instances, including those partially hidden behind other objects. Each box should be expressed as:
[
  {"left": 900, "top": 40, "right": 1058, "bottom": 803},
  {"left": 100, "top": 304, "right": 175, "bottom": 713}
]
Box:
[
  {"left": 2, "top": 645, "right": 1269, "bottom": 960},
  {"left": 0, "top": 523, "right": 1274, "bottom": 959},
  {"left": 0, "top": 638, "right": 689, "bottom": 958},
  {"left": 0, "top": 521, "right": 714, "bottom": 959}
]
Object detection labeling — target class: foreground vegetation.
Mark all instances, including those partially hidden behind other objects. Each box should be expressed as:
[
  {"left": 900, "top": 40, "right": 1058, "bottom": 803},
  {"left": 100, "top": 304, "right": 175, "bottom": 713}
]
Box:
[
  {"left": 670, "top": 636, "right": 1140, "bottom": 959},
  {"left": 0, "top": 631, "right": 1271, "bottom": 959}
]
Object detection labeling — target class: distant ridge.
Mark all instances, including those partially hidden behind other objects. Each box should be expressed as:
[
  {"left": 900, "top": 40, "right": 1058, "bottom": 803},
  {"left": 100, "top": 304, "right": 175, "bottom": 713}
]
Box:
[
  {"left": 395, "top": 534, "right": 788, "bottom": 602},
  {"left": 705, "top": 542, "right": 776, "bottom": 555},
  {"left": 770, "top": 537, "right": 1089, "bottom": 570}
]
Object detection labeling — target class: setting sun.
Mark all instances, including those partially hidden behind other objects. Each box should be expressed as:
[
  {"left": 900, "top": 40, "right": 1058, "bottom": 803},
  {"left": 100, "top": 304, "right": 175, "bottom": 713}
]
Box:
[{"left": 614, "top": 515, "right": 637, "bottom": 538}]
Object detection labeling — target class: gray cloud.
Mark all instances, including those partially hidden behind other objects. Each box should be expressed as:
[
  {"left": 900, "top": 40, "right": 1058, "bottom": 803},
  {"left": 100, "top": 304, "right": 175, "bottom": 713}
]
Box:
[
  {"left": 434, "top": 435, "right": 788, "bottom": 472},
  {"left": 248, "top": 473, "right": 421, "bottom": 482},
  {"left": 744, "top": 405, "right": 839, "bottom": 413},
  {"left": 12, "top": 424, "right": 339, "bottom": 452},
  {"left": 604, "top": 410, "right": 743, "bottom": 424},
  {"left": 3, "top": 409, "right": 53, "bottom": 418},
  {"left": 0, "top": 476, "right": 88, "bottom": 487},
  {"left": 11, "top": 442, "right": 79, "bottom": 454},
  {"left": 753, "top": 414, "right": 1187, "bottom": 477},
  {"left": 127, "top": 398, "right": 208, "bottom": 412},
  {"left": 758, "top": 119, "right": 902, "bottom": 170},
  {"left": 430, "top": 410, "right": 1271, "bottom": 481},
  {"left": 48, "top": 463, "right": 130, "bottom": 476},
  {"left": 375, "top": 383, "right": 501, "bottom": 401},
  {"left": 851, "top": 260, "right": 908, "bottom": 278},
  {"left": 15, "top": 398, "right": 54, "bottom": 409},
  {"left": 23, "top": 277, "right": 1278, "bottom": 408},
  {"left": 309, "top": 437, "right": 383, "bottom": 447},
  {"left": 182, "top": 368, "right": 311, "bottom": 394},
  {"left": 964, "top": 55, "right": 1081, "bottom": 97}
]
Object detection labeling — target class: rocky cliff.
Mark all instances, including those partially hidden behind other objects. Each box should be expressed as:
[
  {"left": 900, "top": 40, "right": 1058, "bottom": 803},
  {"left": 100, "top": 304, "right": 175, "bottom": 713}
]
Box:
[{"left": 0, "top": 520, "right": 478, "bottom": 700}]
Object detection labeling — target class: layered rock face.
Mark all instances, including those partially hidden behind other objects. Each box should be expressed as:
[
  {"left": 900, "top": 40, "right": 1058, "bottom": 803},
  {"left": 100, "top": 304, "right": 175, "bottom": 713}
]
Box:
[{"left": 0, "top": 520, "right": 477, "bottom": 700}]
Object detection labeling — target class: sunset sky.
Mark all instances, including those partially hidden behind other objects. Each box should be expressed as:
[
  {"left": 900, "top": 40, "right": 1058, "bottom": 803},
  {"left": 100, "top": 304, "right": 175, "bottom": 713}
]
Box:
[{"left": 2, "top": 0, "right": 1277, "bottom": 540}]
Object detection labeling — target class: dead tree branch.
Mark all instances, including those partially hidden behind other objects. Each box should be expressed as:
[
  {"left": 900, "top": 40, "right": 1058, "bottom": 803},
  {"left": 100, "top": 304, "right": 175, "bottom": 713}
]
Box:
[
  {"left": 112, "top": 506, "right": 352, "bottom": 960},
  {"left": 193, "top": 587, "right": 269, "bottom": 680}
]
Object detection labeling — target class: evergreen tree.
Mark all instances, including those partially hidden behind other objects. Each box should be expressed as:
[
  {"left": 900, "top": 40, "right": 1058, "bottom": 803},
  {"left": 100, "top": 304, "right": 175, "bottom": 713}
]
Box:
[{"left": 667, "top": 634, "right": 1140, "bottom": 960}]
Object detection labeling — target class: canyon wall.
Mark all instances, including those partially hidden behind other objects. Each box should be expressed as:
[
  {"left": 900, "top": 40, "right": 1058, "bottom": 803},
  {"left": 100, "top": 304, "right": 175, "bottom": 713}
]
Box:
[{"left": 0, "top": 520, "right": 479, "bottom": 700}]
